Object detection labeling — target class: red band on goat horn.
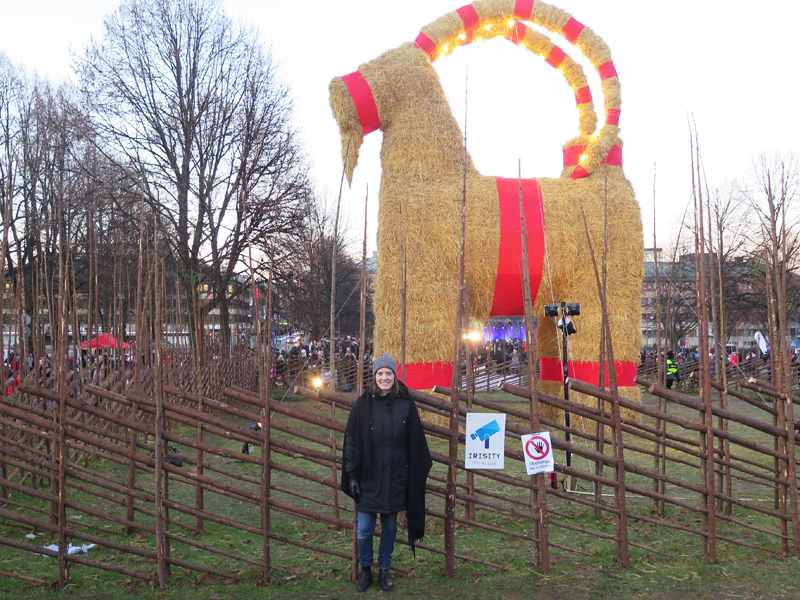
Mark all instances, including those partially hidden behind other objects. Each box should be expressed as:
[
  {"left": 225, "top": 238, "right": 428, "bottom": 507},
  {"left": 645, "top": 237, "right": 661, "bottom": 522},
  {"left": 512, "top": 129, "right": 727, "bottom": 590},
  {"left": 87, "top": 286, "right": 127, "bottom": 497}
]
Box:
[
  {"left": 514, "top": 0, "right": 534, "bottom": 20},
  {"left": 606, "top": 108, "right": 621, "bottom": 126},
  {"left": 456, "top": 5, "right": 480, "bottom": 31},
  {"left": 561, "top": 17, "right": 585, "bottom": 43},
  {"left": 598, "top": 61, "right": 618, "bottom": 80},
  {"left": 575, "top": 86, "right": 592, "bottom": 105},
  {"left": 340, "top": 71, "right": 382, "bottom": 135},
  {"left": 545, "top": 46, "right": 566, "bottom": 68},
  {"left": 414, "top": 32, "right": 437, "bottom": 59},
  {"left": 506, "top": 22, "right": 528, "bottom": 45}
]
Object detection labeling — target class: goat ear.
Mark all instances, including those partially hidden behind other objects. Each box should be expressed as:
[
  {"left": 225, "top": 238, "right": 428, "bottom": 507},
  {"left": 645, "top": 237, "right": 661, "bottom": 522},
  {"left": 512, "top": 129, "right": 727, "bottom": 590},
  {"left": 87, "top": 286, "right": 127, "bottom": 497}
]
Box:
[{"left": 329, "top": 77, "right": 365, "bottom": 186}]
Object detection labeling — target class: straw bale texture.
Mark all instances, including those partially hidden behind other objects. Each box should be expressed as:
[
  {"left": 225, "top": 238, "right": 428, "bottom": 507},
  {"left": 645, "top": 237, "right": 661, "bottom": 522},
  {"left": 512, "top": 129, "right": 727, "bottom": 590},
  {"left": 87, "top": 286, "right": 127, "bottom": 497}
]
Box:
[{"left": 329, "top": 1, "right": 642, "bottom": 427}]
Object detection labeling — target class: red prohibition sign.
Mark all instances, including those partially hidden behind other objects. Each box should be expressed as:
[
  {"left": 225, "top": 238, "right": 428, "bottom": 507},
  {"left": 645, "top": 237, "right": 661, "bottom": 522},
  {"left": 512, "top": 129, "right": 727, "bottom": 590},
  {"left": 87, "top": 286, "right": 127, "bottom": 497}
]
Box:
[{"left": 525, "top": 436, "right": 550, "bottom": 460}]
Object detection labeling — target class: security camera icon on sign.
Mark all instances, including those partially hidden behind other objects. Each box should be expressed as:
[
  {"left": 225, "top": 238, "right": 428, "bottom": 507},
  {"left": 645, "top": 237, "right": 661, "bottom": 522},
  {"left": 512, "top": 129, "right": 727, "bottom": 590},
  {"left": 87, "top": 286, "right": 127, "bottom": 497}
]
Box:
[{"left": 470, "top": 420, "right": 501, "bottom": 449}]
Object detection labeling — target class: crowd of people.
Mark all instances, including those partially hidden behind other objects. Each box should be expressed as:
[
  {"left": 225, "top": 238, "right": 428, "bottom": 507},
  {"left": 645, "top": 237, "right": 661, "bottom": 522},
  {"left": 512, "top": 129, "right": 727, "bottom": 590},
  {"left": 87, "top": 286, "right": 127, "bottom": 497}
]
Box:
[
  {"left": 273, "top": 335, "right": 374, "bottom": 389},
  {"left": 640, "top": 346, "right": 769, "bottom": 369}
]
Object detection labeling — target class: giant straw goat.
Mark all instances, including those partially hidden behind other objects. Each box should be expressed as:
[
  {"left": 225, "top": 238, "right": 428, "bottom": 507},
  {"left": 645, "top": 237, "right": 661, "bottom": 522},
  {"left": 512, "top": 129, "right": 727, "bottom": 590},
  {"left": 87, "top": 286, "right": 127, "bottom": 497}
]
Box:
[{"left": 329, "top": 0, "right": 644, "bottom": 420}]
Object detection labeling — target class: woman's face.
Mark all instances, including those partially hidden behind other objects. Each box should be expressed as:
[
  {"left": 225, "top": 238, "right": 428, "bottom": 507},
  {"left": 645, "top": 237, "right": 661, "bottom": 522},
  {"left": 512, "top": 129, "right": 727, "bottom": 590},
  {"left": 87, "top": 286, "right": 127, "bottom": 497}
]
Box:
[{"left": 375, "top": 367, "right": 395, "bottom": 393}]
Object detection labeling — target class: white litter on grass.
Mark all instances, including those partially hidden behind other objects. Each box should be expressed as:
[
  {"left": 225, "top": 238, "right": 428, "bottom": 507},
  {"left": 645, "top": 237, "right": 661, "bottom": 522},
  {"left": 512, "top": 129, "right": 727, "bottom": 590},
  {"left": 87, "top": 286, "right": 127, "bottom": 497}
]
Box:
[
  {"left": 36, "top": 543, "right": 96, "bottom": 557},
  {"left": 25, "top": 533, "right": 41, "bottom": 539}
]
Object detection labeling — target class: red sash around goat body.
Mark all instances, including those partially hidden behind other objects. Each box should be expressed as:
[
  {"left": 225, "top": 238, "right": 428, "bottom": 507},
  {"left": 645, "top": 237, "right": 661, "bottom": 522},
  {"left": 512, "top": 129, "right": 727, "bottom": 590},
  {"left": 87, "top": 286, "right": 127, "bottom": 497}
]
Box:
[
  {"left": 489, "top": 177, "right": 545, "bottom": 317},
  {"left": 402, "top": 178, "right": 636, "bottom": 391},
  {"left": 403, "top": 177, "right": 543, "bottom": 390}
]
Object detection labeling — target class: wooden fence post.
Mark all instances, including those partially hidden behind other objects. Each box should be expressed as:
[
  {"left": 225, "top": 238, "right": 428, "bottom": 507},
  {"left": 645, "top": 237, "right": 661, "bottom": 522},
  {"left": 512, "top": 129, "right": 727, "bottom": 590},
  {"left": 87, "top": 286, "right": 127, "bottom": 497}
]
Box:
[{"left": 195, "top": 391, "right": 204, "bottom": 533}]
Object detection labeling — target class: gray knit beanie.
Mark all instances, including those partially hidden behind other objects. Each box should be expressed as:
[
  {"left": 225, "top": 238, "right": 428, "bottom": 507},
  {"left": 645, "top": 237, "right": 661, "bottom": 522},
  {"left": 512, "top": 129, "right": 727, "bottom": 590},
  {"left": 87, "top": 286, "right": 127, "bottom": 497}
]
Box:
[{"left": 372, "top": 352, "right": 398, "bottom": 378}]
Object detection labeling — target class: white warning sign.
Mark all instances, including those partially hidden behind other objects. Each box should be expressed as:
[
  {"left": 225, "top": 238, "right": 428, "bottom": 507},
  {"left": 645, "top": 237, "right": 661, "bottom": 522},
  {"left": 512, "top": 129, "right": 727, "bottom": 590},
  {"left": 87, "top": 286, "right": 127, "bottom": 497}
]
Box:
[
  {"left": 521, "top": 432, "right": 554, "bottom": 475},
  {"left": 465, "top": 413, "right": 506, "bottom": 470}
]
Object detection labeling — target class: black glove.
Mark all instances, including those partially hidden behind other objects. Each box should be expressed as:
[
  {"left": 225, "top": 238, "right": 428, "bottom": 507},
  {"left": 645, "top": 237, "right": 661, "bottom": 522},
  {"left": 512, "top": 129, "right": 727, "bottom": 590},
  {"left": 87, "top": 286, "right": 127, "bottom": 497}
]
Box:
[{"left": 348, "top": 472, "right": 361, "bottom": 502}]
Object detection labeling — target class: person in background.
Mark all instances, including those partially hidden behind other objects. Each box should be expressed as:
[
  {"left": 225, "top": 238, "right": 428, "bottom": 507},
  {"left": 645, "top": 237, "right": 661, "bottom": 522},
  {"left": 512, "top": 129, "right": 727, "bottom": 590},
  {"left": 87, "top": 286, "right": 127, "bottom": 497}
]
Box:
[{"left": 666, "top": 350, "right": 680, "bottom": 389}]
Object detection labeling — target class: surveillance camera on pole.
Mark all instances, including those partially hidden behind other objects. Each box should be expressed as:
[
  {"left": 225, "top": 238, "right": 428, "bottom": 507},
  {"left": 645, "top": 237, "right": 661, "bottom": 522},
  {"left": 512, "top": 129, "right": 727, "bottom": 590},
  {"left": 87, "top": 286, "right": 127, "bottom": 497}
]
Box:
[{"left": 544, "top": 301, "right": 581, "bottom": 488}]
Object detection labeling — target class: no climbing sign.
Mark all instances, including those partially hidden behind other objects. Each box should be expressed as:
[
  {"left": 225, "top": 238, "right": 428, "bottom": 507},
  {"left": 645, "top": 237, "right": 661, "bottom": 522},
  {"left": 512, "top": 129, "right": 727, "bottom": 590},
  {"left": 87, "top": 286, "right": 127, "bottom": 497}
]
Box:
[{"left": 521, "top": 432, "right": 554, "bottom": 475}]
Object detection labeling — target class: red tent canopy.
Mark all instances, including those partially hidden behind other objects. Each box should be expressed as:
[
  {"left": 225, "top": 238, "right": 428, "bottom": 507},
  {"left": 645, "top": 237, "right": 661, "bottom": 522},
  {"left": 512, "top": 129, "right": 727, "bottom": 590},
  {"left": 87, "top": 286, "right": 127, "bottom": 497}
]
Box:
[{"left": 81, "top": 333, "right": 131, "bottom": 350}]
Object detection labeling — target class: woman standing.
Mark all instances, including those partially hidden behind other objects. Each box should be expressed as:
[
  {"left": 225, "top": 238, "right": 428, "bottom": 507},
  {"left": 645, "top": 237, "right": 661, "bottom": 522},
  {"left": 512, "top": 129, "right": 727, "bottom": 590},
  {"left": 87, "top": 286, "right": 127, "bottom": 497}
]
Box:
[{"left": 342, "top": 352, "right": 432, "bottom": 592}]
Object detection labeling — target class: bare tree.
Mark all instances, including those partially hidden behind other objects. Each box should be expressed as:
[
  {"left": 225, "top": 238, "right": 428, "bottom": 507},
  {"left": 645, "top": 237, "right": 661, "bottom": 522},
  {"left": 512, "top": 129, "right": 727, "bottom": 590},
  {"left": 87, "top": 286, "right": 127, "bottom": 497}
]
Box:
[
  {"left": 650, "top": 239, "right": 699, "bottom": 350},
  {"left": 740, "top": 153, "right": 800, "bottom": 335},
  {"left": 80, "top": 0, "right": 309, "bottom": 357},
  {"left": 279, "top": 199, "right": 371, "bottom": 341}
]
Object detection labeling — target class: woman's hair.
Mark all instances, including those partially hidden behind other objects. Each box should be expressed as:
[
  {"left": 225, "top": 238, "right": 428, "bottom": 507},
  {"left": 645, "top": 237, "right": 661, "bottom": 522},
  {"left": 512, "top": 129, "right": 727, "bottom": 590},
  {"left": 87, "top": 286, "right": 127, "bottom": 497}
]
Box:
[{"left": 371, "top": 371, "right": 400, "bottom": 397}]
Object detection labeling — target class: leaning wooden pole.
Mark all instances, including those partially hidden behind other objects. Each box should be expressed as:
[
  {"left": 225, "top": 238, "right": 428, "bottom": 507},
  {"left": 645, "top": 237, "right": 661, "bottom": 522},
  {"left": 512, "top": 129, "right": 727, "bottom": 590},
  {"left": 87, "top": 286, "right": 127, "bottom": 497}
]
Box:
[
  {"left": 768, "top": 181, "right": 800, "bottom": 556},
  {"left": 331, "top": 120, "right": 355, "bottom": 395},
  {"left": 580, "top": 183, "right": 629, "bottom": 566},
  {"left": 690, "top": 129, "right": 710, "bottom": 556},
  {"left": 126, "top": 171, "right": 147, "bottom": 534},
  {"left": 594, "top": 163, "right": 611, "bottom": 518},
  {"left": 0, "top": 160, "right": 11, "bottom": 384},
  {"left": 354, "top": 187, "right": 368, "bottom": 580},
  {"left": 652, "top": 166, "right": 663, "bottom": 384},
  {"left": 445, "top": 69, "right": 469, "bottom": 580},
  {"left": 263, "top": 250, "right": 276, "bottom": 582},
  {"left": 153, "top": 226, "right": 169, "bottom": 588},
  {"left": 651, "top": 165, "right": 665, "bottom": 515},
  {"left": 330, "top": 123, "right": 354, "bottom": 527},
  {"left": 246, "top": 209, "right": 271, "bottom": 582},
  {"left": 358, "top": 186, "right": 368, "bottom": 397},
  {"left": 0, "top": 172, "right": 11, "bottom": 496},
  {"left": 692, "top": 124, "right": 716, "bottom": 563},
  {"left": 702, "top": 176, "right": 725, "bottom": 513},
  {"left": 55, "top": 161, "right": 69, "bottom": 589},
  {"left": 517, "top": 161, "right": 550, "bottom": 573},
  {"left": 463, "top": 287, "right": 476, "bottom": 522},
  {"left": 87, "top": 211, "right": 95, "bottom": 364},
  {"left": 715, "top": 210, "right": 733, "bottom": 514},
  {"left": 763, "top": 239, "right": 784, "bottom": 517},
  {"left": 265, "top": 250, "right": 276, "bottom": 579},
  {"left": 399, "top": 205, "right": 407, "bottom": 382}
]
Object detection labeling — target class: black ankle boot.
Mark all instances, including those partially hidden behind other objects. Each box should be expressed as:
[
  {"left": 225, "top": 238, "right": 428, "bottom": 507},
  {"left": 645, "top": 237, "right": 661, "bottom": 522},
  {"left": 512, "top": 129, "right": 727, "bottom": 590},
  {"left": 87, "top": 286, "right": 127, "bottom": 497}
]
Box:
[
  {"left": 356, "top": 567, "right": 372, "bottom": 592},
  {"left": 378, "top": 568, "right": 394, "bottom": 592}
]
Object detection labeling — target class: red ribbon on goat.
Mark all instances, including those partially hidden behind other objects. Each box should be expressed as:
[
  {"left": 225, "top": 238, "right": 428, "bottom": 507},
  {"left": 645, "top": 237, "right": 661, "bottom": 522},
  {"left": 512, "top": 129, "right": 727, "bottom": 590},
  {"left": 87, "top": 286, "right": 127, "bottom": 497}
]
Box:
[
  {"left": 456, "top": 4, "right": 480, "bottom": 31},
  {"left": 514, "top": 0, "right": 534, "bottom": 20},
  {"left": 506, "top": 21, "right": 528, "bottom": 45},
  {"left": 598, "top": 61, "right": 618, "bottom": 80},
  {"left": 574, "top": 86, "right": 592, "bottom": 106},
  {"left": 561, "top": 17, "right": 585, "bottom": 43},
  {"left": 340, "top": 71, "right": 382, "bottom": 135},
  {"left": 563, "top": 145, "right": 623, "bottom": 179},
  {"left": 539, "top": 358, "right": 638, "bottom": 387},
  {"left": 545, "top": 46, "right": 566, "bottom": 68},
  {"left": 403, "top": 361, "right": 454, "bottom": 391},
  {"left": 489, "top": 177, "right": 545, "bottom": 317},
  {"left": 415, "top": 32, "right": 437, "bottom": 59}
]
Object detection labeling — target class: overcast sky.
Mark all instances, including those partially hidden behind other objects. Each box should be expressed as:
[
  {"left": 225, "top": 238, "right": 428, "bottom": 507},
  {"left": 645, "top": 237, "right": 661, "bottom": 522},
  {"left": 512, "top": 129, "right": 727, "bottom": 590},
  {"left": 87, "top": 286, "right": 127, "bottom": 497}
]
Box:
[{"left": 2, "top": 0, "right": 798, "bottom": 256}]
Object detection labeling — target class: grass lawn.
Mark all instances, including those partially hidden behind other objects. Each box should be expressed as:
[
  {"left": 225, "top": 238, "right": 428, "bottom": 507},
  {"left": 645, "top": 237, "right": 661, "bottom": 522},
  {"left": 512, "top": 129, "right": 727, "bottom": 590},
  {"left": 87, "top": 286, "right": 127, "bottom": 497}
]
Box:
[{"left": 2, "top": 386, "right": 798, "bottom": 600}]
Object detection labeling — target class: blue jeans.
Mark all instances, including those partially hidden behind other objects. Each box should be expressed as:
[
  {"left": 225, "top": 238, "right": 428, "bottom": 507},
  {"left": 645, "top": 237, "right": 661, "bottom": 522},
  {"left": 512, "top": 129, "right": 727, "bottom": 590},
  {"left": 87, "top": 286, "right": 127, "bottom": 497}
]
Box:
[{"left": 356, "top": 511, "right": 398, "bottom": 570}]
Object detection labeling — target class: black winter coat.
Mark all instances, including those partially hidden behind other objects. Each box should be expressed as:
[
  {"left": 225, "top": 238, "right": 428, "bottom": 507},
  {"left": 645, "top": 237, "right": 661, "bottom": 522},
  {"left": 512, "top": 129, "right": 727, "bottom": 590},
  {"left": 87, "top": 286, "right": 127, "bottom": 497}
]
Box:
[
  {"left": 344, "top": 391, "right": 410, "bottom": 513},
  {"left": 341, "top": 382, "right": 432, "bottom": 547}
]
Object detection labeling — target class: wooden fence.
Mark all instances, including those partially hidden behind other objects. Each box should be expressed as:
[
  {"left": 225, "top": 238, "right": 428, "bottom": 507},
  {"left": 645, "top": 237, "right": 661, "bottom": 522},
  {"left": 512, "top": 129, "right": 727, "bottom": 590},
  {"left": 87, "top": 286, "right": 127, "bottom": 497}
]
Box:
[{"left": 2, "top": 357, "right": 800, "bottom": 588}]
